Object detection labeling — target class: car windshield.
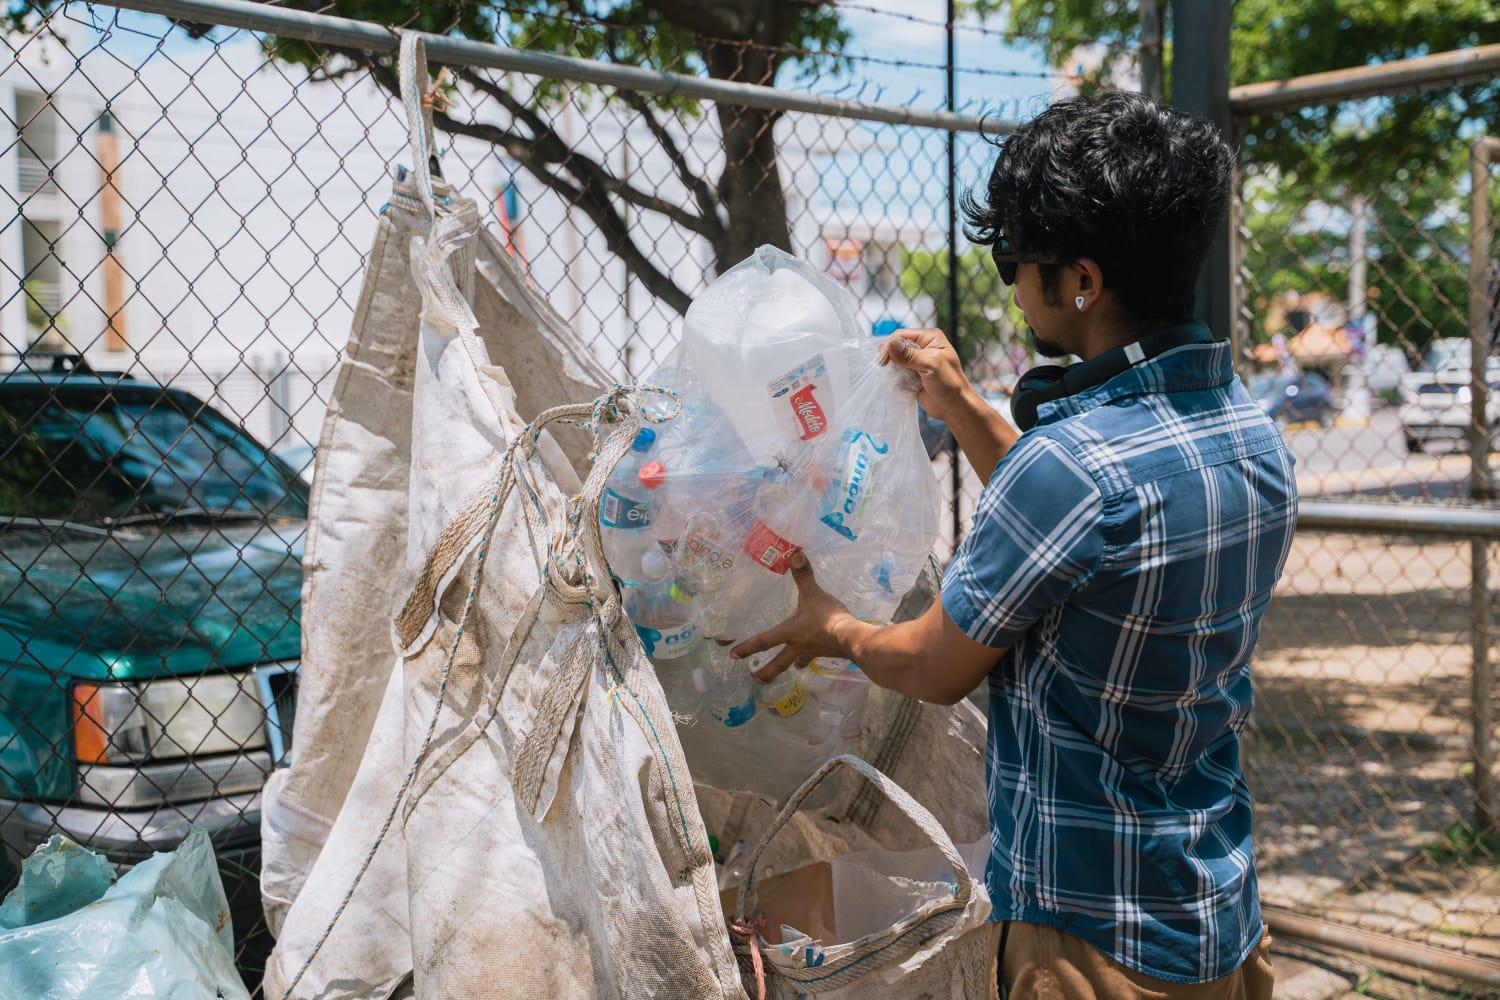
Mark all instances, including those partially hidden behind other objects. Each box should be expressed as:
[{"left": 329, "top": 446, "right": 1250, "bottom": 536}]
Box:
[{"left": 0, "top": 382, "right": 309, "bottom": 524}]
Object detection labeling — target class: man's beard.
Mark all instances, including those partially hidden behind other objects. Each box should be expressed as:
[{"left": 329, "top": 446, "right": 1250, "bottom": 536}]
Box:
[{"left": 1028, "top": 326, "right": 1068, "bottom": 360}]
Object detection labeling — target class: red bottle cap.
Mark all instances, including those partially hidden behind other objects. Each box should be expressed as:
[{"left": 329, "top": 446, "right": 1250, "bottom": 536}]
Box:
[{"left": 638, "top": 460, "right": 667, "bottom": 490}]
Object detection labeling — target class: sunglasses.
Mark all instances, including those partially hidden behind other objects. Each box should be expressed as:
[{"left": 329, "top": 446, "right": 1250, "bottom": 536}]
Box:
[{"left": 991, "top": 234, "right": 1061, "bottom": 286}]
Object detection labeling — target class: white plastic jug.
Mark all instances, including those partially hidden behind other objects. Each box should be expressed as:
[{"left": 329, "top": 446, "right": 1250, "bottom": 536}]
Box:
[{"left": 683, "top": 247, "right": 860, "bottom": 464}]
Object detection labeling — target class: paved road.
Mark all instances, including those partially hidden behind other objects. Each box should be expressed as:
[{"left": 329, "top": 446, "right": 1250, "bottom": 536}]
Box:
[{"left": 1286, "top": 408, "right": 1493, "bottom": 501}]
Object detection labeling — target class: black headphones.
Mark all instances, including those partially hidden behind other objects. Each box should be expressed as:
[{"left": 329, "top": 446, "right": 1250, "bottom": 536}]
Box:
[{"left": 1010, "top": 324, "right": 1216, "bottom": 431}]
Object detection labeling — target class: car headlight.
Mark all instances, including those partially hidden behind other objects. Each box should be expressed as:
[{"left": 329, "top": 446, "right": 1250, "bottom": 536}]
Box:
[{"left": 72, "top": 673, "right": 268, "bottom": 765}]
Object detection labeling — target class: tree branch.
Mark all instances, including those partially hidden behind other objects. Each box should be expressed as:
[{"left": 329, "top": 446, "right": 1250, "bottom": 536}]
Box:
[
  {"left": 616, "top": 91, "right": 728, "bottom": 258},
  {"left": 452, "top": 66, "right": 713, "bottom": 236},
  {"left": 355, "top": 53, "right": 694, "bottom": 314}
]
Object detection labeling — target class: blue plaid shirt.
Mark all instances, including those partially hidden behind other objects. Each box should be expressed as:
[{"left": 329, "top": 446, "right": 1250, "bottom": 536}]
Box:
[{"left": 942, "top": 327, "right": 1296, "bottom": 983}]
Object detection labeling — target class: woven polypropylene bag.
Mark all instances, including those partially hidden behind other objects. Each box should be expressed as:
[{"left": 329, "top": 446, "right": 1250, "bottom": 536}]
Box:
[
  {"left": 258, "top": 31, "right": 607, "bottom": 940},
  {"left": 730, "top": 755, "right": 998, "bottom": 1000}
]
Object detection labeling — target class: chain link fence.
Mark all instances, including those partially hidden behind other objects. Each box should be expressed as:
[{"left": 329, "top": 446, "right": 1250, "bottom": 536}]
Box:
[
  {"left": 4, "top": 0, "right": 1500, "bottom": 993},
  {"left": 0, "top": 2, "right": 1018, "bottom": 986},
  {"left": 1233, "top": 68, "right": 1500, "bottom": 984}
]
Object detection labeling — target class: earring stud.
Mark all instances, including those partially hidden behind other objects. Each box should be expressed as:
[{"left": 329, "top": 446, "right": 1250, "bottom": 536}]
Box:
[{"left": 1075, "top": 296, "right": 1086, "bottom": 310}]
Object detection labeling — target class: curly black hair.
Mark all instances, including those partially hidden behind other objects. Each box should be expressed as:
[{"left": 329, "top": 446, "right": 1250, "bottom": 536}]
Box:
[{"left": 963, "top": 91, "right": 1233, "bottom": 332}]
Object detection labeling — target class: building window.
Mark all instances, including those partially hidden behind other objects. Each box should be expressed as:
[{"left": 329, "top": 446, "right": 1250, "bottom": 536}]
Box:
[{"left": 97, "top": 108, "right": 114, "bottom": 134}]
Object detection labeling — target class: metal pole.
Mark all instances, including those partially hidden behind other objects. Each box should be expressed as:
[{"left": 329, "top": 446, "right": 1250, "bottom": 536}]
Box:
[
  {"left": 1136, "top": 0, "right": 1164, "bottom": 102},
  {"left": 101, "top": 0, "right": 1011, "bottom": 136},
  {"left": 1297, "top": 500, "right": 1500, "bottom": 539},
  {"left": 1470, "top": 136, "right": 1499, "bottom": 832},
  {"left": 1170, "top": 0, "right": 1232, "bottom": 339},
  {"left": 1263, "top": 906, "right": 1500, "bottom": 989},
  {"left": 946, "top": 0, "right": 963, "bottom": 547},
  {"left": 1230, "top": 42, "right": 1500, "bottom": 115}
]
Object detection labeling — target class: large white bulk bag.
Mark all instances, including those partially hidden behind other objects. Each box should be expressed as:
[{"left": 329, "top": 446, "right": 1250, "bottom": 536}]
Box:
[{"left": 265, "top": 31, "right": 995, "bottom": 1000}]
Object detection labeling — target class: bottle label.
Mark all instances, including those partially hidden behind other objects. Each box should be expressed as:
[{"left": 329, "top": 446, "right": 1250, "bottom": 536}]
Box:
[
  {"left": 712, "top": 693, "right": 757, "bottom": 728},
  {"left": 767, "top": 353, "right": 832, "bottom": 442},
  {"left": 683, "top": 529, "right": 736, "bottom": 578},
  {"left": 819, "top": 429, "right": 889, "bottom": 542},
  {"left": 743, "top": 520, "right": 799, "bottom": 574},
  {"left": 765, "top": 680, "right": 808, "bottom": 718},
  {"left": 601, "top": 487, "right": 653, "bottom": 529},
  {"left": 634, "top": 621, "right": 697, "bottom": 660}
]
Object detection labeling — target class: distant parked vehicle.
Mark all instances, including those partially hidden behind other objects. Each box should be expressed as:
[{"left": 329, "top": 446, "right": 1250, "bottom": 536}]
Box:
[
  {"left": 1253, "top": 371, "right": 1336, "bottom": 426},
  {"left": 0, "top": 356, "right": 304, "bottom": 946},
  {"left": 1398, "top": 358, "right": 1500, "bottom": 453},
  {"left": 1422, "top": 337, "right": 1473, "bottom": 373}
]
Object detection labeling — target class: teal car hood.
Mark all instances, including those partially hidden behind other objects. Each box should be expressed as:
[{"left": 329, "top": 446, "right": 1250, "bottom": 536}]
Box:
[{"left": 1, "top": 521, "right": 304, "bottom": 680}]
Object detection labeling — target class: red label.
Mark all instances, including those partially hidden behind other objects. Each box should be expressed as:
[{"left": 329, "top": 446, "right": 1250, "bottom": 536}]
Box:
[
  {"left": 742, "top": 520, "right": 800, "bottom": 574},
  {"left": 789, "top": 385, "right": 828, "bottom": 440}
]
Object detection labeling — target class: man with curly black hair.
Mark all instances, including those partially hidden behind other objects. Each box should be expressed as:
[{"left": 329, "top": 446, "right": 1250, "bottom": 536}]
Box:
[{"left": 734, "top": 91, "right": 1293, "bottom": 997}]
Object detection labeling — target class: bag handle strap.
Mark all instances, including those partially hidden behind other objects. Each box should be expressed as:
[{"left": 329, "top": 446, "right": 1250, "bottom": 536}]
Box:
[
  {"left": 399, "top": 31, "right": 439, "bottom": 218},
  {"left": 392, "top": 388, "right": 680, "bottom": 651},
  {"left": 733, "top": 754, "right": 974, "bottom": 925}
]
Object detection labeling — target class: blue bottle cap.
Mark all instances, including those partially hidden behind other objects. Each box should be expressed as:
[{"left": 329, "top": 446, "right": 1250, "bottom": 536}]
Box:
[{"left": 631, "top": 427, "right": 657, "bottom": 452}]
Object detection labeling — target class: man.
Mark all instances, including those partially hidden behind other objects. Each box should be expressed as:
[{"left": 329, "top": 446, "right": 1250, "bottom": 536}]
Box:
[{"left": 731, "top": 91, "right": 1295, "bottom": 997}]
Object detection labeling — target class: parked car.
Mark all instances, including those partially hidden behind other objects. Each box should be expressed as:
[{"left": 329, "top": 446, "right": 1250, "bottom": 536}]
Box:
[
  {"left": 1398, "top": 357, "right": 1500, "bottom": 453},
  {"left": 0, "top": 356, "right": 304, "bottom": 947},
  {"left": 1252, "top": 371, "right": 1336, "bottom": 426},
  {"left": 273, "top": 440, "right": 317, "bottom": 482}
]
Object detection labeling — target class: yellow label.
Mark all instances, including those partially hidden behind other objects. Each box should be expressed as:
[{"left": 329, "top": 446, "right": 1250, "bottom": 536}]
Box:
[{"left": 766, "top": 680, "right": 808, "bottom": 718}]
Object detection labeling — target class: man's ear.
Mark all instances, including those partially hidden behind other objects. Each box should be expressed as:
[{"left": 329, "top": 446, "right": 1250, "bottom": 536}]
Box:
[{"left": 1073, "top": 257, "right": 1105, "bottom": 310}]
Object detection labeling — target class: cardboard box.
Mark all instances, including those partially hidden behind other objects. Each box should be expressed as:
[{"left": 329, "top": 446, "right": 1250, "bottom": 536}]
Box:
[{"left": 720, "top": 860, "right": 836, "bottom": 945}]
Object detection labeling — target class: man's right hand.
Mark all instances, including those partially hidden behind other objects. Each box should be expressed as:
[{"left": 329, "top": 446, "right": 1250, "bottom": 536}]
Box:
[
  {"left": 881, "top": 326, "right": 1019, "bottom": 483},
  {"left": 879, "top": 327, "right": 972, "bottom": 423}
]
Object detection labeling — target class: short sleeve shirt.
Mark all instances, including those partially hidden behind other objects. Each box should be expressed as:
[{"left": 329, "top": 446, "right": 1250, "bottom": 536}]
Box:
[{"left": 942, "top": 327, "right": 1297, "bottom": 983}]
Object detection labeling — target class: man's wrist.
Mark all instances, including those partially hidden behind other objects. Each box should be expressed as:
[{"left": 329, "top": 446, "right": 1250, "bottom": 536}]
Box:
[{"left": 830, "top": 614, "right": 878, "bottom": 662}]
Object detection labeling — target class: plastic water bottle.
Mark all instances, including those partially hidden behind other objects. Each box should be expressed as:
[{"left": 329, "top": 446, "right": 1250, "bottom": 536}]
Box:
[
  {"left": 600, "top": 428, "right": 662, "bottom": 585},
  {"left": 700, "top": 650, "right": 756, "bottom": 728},
  {"left": 757, "top": 668, "right": 808, "bottom": 719},
  {"left": 625, "top": 575, "right": 698, "bottom": 661}
]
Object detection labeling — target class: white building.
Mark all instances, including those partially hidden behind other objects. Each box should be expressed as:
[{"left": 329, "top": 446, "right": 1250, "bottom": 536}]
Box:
[{"left": 2, "top": 20, "right": 951, "bottom": 450}]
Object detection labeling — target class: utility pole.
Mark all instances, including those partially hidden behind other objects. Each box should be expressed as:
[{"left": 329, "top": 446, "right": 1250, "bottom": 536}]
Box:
[
  {"left": 1137, "top": 0, "right": 1164, "bottom": 101},
  {"left": 946, "top": 0, "right": 963, "bottom": 545},
  {"left": 1171, "top": 0, "right": 1232, "bottom": 338}
]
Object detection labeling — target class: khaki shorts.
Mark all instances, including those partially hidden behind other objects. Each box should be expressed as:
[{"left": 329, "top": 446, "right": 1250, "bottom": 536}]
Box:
[{"left": 998, "top": 921, "right": 1275, "bottom": 999}]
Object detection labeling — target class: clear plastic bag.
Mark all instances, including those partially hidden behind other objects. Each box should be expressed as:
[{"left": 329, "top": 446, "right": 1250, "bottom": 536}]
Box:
[{"left": 600, "top": 245, "right": 940, "bottom": 801}]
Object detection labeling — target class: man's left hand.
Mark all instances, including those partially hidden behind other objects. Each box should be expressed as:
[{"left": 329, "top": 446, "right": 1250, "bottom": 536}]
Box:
[{"left": 730, "top": 550, "right": 862, "bottom": 682}]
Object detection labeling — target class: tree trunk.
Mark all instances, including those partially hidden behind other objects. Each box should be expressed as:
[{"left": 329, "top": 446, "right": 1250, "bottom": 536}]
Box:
[{"left": 704, "top": 43, "right": 793, "bottom": 273}]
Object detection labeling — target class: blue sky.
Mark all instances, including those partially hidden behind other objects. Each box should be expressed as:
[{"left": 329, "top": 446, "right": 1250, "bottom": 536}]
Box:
[{"left": 829, "top": 0, "right": 1075, "bottom": 118}]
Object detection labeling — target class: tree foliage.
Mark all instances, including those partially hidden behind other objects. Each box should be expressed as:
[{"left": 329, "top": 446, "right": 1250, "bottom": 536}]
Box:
[{"left": 984, "top": 1, "right": 1500, "bottom": 355}]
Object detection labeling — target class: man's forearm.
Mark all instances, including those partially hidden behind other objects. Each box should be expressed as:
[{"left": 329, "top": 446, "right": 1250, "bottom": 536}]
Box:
[
  {"left": 942, "top": 387, "right": 1018, "bottom": 484},
  {"left": 830, "top": 608, "right": 992, "bottom": 706}
]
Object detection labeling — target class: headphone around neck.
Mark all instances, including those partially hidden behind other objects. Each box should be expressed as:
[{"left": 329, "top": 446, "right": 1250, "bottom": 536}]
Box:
[{"left": 1009, "top": 324, "right": 1216, "bottom": 431}]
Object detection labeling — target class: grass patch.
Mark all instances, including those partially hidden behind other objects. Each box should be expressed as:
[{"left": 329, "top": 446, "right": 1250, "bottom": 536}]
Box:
[{"left": 1421, "top": 819, "right": 1500, "bottom": 867}]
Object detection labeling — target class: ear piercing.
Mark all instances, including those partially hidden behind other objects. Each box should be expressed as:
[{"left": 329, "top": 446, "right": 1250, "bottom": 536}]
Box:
[{"left": 1075, "top": 296, "right": 1086, "bottom": 310}]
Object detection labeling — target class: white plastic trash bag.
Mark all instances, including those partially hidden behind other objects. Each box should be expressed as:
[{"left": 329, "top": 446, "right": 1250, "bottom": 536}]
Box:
[{"left": 0, "top": 828, "right": 250, "bottom": 1000}]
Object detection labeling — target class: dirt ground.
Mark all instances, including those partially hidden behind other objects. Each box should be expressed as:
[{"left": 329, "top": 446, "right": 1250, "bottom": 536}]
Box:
[{"left": 1250, "top": 532, "right": 1500, "bottom": 974}]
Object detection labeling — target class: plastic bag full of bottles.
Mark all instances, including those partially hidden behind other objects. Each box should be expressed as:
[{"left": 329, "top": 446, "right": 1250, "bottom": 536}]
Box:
[{"left": 600, "top": 246, "right": 941, "bottom": 802}]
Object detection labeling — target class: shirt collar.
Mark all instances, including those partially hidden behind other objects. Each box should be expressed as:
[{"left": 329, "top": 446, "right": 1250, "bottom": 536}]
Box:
[{"left": 1034, "top": 322, "right": 1231, "bottom": 427}]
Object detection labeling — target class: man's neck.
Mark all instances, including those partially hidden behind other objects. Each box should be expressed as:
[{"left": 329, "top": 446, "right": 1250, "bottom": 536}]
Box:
[{"left": 1075, "top": 317, "right": 1142, "bottom": 362}]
